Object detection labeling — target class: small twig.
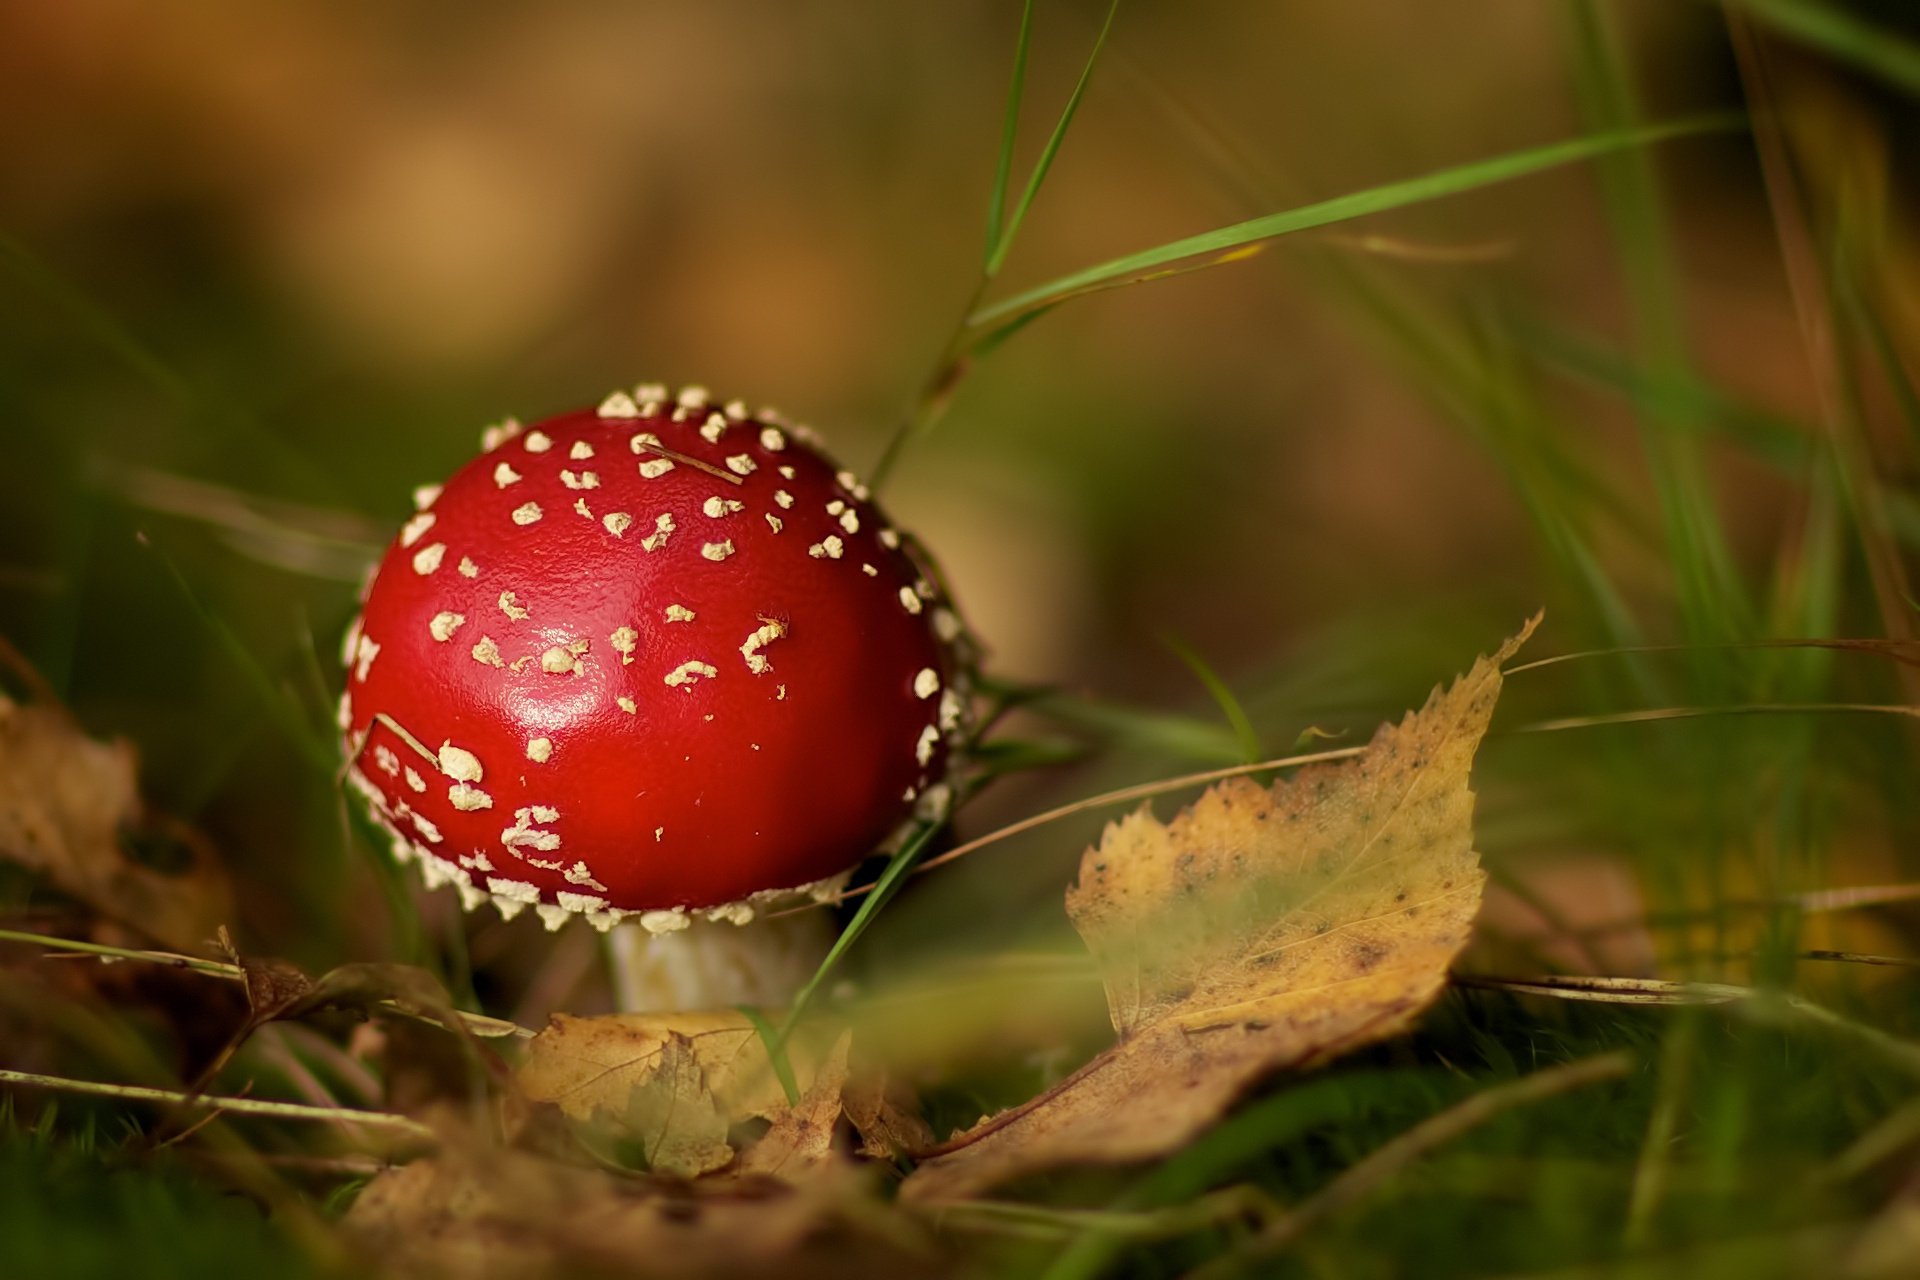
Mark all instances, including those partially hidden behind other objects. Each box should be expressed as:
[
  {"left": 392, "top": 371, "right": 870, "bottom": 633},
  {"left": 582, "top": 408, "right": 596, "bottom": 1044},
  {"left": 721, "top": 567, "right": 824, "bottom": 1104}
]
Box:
[
  {"left": 1185, "top": 1054, "right": 1633, "bottom": 1279},
  {"left": 0, "top": 1068, "right": 436, "bottom": 1143},
  {"left": 0, "top": 926, "right": 533, "bottom": 1039},
  {"left": 1513, "top": 703, "right": 1918, "bottom": 734},
  {"left": 636, "top": 441, "right": 744, "bottom": 486},
  {"left": 936, "top": 1184, "right": 1282, "bottom": 1242},
  {"left": 1801, "top": 950, "right": 1920, "bottom": 969},
  {"left": 1454, "top": 973, "right": 1749, "bottom": 1005},
  {"left": 1458, "top": 973, "right": 1920, "bottom": 1077},
  {"left": 784, "top": 744, "right": 1366, "bottom": 914}
]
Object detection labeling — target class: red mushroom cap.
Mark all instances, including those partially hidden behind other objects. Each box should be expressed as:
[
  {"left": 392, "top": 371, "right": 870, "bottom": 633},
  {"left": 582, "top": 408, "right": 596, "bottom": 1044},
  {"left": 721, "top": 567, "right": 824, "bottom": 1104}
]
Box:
[{"left": 340, "top": 386, "right": 969, "bottom": 932}]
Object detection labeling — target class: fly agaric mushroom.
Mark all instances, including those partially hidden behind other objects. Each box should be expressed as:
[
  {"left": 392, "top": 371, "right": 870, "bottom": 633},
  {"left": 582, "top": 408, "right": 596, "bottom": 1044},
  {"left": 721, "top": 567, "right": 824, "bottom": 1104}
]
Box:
[{"left": 339, "top": 385, "right": 971, "bottom": 1008}]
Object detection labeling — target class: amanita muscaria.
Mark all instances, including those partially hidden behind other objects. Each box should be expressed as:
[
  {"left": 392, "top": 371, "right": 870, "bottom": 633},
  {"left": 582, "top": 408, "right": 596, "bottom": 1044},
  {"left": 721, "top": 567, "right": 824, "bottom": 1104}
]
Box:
[{"left": 340, "top": 385, "right": 970, "bottom": 1008}]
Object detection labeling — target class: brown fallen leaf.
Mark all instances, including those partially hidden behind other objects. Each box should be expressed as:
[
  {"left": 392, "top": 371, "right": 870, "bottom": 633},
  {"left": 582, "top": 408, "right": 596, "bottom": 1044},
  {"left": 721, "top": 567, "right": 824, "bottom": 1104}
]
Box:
[
  {"left": 517, "top": 1010, "right": 828, "bottom": 1131},
  {"left": 902, "top": 618, "right": 1537, "bottom": 1202},
  {"left": 738, "top": 1032, "right": 851, "bottom": 1181},
  {"left": 843, "top": 1068, "right": 936, "bottom": 1162},
  {"left": 0, "top": 691, "right": 231, "bottom": 951},
  {"left": 345, "top": 1130, "right": 939, "bottom": 1280}
]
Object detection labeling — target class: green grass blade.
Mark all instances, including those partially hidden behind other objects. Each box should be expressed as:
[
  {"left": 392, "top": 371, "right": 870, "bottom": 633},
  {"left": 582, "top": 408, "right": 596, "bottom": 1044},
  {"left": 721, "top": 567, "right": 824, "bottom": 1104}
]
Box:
[
  {"left": 969, "top": 113, "right": 1744, "bottom": 328},
  {"left": 735, "top": 1005, "right": 802, "bottom": 1108},
  {"left": 0, "top": 232, "right": 194, "bottom": 407},
  {"left": 1562, "top": 2, "right": 1751, "bottom": 650},
  {"left": 984, "top": 0, "right": 1122, "bottom": 279},
  {"left": 1159, "top": 632, "right": 1262, "bottom": 764},
  {"left": 776, "top": 815, "right": 948, "bottom": 1043},
  {"left": 1021, "top": 693, "right": 1246, "bottom": 765},
  {"left": 1726, "top": 0, "right": 1920, "bottom": 96},
  {"left": 143, "top": 536, "right": 338, "bottom": 775},
  {"left": 1522, "top": 325, "right": 1813, "bottom": 471},
  {"left": 982, "top": 0, "right": 1037, "bottom": 269}
]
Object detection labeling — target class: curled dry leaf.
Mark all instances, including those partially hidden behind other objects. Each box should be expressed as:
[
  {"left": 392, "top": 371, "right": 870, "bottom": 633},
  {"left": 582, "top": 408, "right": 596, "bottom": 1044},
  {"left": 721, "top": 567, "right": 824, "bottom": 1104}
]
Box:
[
  {"left": 0, "top": 693, "right": 231, "bottom": 950},
  {"left": 738, "top": 1031, "right": 852, "bottom": 1181},
  {"left": 903, "top": 618, "right": 1537, "bottom": 1201},
  {"left": 843, "top": 1068, "right": 936, "bottom": 1162}
]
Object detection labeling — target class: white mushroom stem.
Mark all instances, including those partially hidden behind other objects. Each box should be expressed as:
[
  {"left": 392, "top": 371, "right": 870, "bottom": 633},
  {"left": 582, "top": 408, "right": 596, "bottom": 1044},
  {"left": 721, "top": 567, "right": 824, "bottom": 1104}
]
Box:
[{"left": 604, "top": 910, "right": 838, "bottom": 1012}]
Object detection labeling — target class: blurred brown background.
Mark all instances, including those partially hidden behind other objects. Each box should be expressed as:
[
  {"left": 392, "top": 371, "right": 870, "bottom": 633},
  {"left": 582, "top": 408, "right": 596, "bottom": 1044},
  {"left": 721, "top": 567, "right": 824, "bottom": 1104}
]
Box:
[{"left": 2, "top": 1, "right": 1915, "bottom": 983}]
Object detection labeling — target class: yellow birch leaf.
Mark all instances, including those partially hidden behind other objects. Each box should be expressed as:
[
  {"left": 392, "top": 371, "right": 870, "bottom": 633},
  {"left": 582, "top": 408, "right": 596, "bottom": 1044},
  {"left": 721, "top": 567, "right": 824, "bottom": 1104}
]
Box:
[
  {"left": 903, "top": 617, "right": 1536, "bottom": 1202},
  {"left": 622, "top": 1032, "right": 736, "bottom": 1177},
  {"left": 517, "top": 1009, "right": 826, "bottom": 1129}
]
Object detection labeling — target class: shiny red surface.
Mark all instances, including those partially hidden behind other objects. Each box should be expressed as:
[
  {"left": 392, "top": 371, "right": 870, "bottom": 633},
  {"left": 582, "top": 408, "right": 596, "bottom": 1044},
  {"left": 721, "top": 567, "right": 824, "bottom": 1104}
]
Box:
[{"left": 343, "top": 401, "right": 957, "bottom": 912}]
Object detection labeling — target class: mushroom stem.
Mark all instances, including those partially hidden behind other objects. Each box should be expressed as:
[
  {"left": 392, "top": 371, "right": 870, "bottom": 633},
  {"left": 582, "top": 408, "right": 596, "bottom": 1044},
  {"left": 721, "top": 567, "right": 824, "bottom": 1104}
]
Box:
[{"left": 604, "top": 911, "right": 838, "bottom": 1012}]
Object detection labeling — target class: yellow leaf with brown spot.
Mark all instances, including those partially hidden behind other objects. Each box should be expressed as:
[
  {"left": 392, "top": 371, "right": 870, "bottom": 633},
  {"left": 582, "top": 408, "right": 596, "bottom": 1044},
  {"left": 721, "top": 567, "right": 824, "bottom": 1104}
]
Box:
[
  {"left": 517, "top": 1009, "right": 828, "bottom": 1131},
  {"left": 903, "top": 618, "right": 1536, "bottom": 1202},
  {"left": 738, "top": 1031, "right": 851, "bottom": 1181}
]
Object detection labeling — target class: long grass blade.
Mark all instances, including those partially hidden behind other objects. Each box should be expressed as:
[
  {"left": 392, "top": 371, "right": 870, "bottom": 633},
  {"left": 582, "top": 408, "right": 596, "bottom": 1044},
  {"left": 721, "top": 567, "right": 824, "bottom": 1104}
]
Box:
[
  {"left": 775, "top": 815, "right": 949, "bottom": 1041},
  {"left": 968, "top": 114, "right": 1744, "bottom": 327},
  {"left": 1726, "top": 0, "right": 1920, "bottom": 96},
  {"left": 982, "top": 0, "right": 1037, "bottom": 268},
  {"left": 1159, "top": 632, "right": 1262, "bottom": 763},
  {"left": 985, "top": 0, "right": 1122, "bottom": 279}
]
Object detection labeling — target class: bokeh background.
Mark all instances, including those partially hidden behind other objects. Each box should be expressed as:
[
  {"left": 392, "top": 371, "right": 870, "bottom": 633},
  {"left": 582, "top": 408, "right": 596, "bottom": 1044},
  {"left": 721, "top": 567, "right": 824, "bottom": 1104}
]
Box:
[{"left": 2, "top": 0, "right": 1916, "bottom": 1032}]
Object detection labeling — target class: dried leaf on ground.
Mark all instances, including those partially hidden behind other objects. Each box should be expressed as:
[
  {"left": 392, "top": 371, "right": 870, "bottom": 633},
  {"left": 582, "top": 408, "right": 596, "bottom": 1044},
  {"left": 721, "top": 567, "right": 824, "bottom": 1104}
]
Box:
[
  {"left": 517, "top": 1010, "right": 827, "bottom": 1131},
  {"left": 904, "top": 618, "right": 1536, "bottom": 1201},
  {"left": 621, "top": 1033, "right": 736, "bottom": 1176},
  {"left": 843, "top": 1068, "right": 936, "bottom": 1161},
  {"left": 0, "top": 695, "right": 231, "bottom": 950},
  {"left": 738, "top": 1032, "right": 851, "bottom": 1180},
  {"left": 345, "top": 1133, "right": 938, "bottom": 1280}
]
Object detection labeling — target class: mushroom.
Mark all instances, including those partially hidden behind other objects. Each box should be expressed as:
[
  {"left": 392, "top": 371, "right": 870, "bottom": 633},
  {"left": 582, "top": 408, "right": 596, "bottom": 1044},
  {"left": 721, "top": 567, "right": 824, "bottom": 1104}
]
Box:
[{"left": 339, "top": 386, "right": 972, "bottom": 1010}]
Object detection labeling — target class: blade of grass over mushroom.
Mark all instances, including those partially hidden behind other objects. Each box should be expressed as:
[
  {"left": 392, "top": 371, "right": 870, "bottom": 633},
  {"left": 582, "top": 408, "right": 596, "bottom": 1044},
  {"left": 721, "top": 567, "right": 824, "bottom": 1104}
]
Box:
[
  {"left": 980, "top": 0, "right": 1035, "bottom": 269},
  {"left": 1159, "top": 632, "right": 1262, "bottom": 764},
  {"left": 776, "top": 814, "right": 949, "bottom": 1042},
  {"left": 966, "top": 113, "right": 1745, "bottom": 329},
  {"left": 983, "top": 0, "right": 1121, "bottom": 279},
  {"left": 969, "top": 247, "right": 1267, "bottom": 360},
  {"left": 1723, "top": 0, "right": 1920, "bottom": 96}
]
